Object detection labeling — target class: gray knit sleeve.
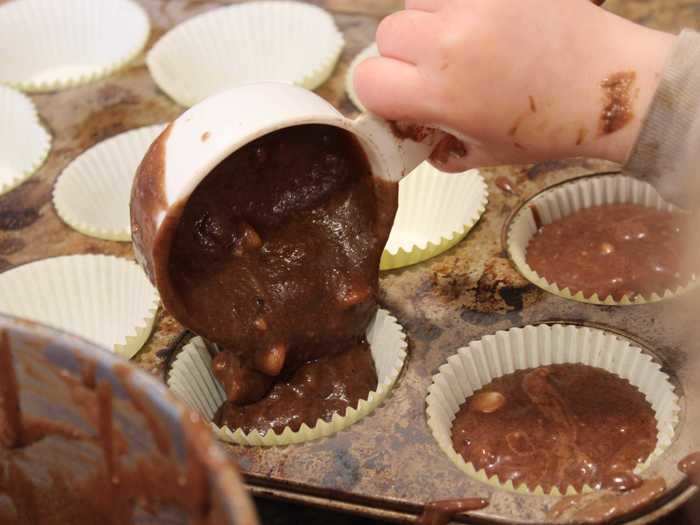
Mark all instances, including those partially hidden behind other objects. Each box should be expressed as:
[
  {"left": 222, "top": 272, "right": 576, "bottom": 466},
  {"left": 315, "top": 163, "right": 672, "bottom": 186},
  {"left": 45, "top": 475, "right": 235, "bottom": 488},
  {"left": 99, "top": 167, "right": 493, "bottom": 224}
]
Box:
[{"left": 625, "top": 30, "right": 700, "bottom": 208}]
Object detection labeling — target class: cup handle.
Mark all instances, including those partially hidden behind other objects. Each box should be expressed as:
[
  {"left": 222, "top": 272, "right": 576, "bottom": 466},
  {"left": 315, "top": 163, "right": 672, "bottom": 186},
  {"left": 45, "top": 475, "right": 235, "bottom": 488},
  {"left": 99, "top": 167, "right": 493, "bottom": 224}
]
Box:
[{"left": 354, "top": 113, "right": 445, "bottom": 181}]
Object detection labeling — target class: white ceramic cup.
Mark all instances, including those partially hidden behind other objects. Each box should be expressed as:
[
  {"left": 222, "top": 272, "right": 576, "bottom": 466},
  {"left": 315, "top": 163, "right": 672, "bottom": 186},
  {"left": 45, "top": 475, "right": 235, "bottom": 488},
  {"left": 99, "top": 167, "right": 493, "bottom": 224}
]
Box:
[{"left": 130, "top": 81, "right": 441, "bottom": 322}]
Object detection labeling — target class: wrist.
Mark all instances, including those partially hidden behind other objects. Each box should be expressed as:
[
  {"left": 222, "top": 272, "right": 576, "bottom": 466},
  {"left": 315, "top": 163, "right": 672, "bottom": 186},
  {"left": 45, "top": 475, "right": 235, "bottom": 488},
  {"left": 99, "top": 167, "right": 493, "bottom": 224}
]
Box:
[{"left": 578, "top": 23, "right": 675, "bottom": 164}]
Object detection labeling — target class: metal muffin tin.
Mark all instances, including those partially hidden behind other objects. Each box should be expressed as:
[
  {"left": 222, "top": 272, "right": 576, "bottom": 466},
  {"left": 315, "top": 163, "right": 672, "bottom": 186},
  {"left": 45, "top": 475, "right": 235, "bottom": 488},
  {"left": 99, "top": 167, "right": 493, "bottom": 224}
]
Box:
[{"left": 3, "top": 0, "right": 699, "bottom": 522}]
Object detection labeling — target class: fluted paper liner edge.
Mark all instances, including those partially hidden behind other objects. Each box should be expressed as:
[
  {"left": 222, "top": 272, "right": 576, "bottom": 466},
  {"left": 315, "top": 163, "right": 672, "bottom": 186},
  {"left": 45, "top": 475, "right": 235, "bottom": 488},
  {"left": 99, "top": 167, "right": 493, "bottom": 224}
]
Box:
[
  {"left": 0, "top": 86, "right": 51, "bottom": 196},
  {"left": 507, "top": 174, "right": 698, "bottom": 305},
  {"left": 0, "top": 255, "right": 159, "bottom": 358},
  {"left": 1, "top": 0, "right": 150, "bottom": 92},
  {"left": 168, "top": 308, "right": 407, "bottom": 446},
  {"left": 147, "top": 1, "right": 344, "bottom": 107},
  {"left": 426, "top": 323, "right": 679, "bottom": 496},
  {"left": 380, "top": 167, "right": 488, "bottom": 270},
  {"left": 53, "top": 124, "right": 166, "bottom": 241}
]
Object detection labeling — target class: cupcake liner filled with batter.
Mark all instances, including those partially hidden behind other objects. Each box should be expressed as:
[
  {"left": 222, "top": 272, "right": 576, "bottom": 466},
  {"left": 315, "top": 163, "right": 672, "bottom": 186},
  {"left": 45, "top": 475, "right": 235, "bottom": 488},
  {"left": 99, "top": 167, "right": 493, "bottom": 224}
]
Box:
[
  {"left": 0, "top": 255, "right": 159, "bottom": 358},
  {"left": 0, "top": 0, "right": 150, "bottom": 92},
  {"left": 380, "top": 165, "right": 488, "bottom": 270},
  {"left": 54, "top": 124, "right": 166, "bottom": 241},
  {"left": 147, "top": 1, "right": 344, "bottom": 107},
  {"left": 507, "top": 174, "right": 698, "bottom": 305},
  {"left": 346, "top": 42, "right": 379, "bottom": 112},
  {"left": 426, "top": 324, "right": 679, "bottom": 496},
  {"left": 0, "top": 86, "right": 51, "bottom": 197},
  {"left": 168, "top": 309, "right": 407, "bottom": 446}
]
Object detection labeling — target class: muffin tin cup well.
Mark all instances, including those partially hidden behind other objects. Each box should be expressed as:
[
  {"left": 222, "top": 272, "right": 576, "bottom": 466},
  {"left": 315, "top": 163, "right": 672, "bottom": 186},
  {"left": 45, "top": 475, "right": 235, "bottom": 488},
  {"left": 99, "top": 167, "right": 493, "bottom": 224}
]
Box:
[
  {"left": 168, "top": 309, "right": 407, "bottom": 447},
  {"left": 426, "top": 323, "right": 680, "bottom": 496},
  {"left": 507, "top": 174, "right": 698, "bottom": 305},
  {"left": 380, "top": 166, "right": 488, "bottom": 271}
]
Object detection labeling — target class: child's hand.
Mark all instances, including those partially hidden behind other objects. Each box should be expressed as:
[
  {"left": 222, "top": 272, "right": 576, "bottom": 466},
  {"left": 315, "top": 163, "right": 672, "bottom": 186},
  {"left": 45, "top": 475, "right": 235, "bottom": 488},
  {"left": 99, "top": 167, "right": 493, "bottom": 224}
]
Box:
[{"left": 354, "top": 0, "right": 675, "bottom": 171}]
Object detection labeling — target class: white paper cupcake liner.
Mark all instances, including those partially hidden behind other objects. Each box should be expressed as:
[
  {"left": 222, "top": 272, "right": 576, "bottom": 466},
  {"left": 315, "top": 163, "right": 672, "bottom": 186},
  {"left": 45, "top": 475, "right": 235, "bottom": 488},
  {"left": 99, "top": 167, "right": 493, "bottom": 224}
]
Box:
[
  {"left": 0, "top": 86, "right": 51, "bottom": 196},
  {"left": 381, "top": 166, "right": 488, "bottom": 270},
  {"left": 0, "top": 255, "right": 159, "bottom": 358},
  {"left": 346, "top": 42, "right": 378, "bottom": 112},
  {"left": 0, "top": 0, "right": 150, "bottom": 92},
  {"left": 168, "top": 309, "right": 407, "bottom": 446},
  {"left": 507, "top": 174, "right": 698, "bottom": 305},
  {"left": 147, "top": 1, "right": 345, "bottom": 108},
  {"left": 53, "top": 124, "right": 167, "bottom": 241},
  {"left": 426, "top": 324, "right": 680, "bottom": 496}
]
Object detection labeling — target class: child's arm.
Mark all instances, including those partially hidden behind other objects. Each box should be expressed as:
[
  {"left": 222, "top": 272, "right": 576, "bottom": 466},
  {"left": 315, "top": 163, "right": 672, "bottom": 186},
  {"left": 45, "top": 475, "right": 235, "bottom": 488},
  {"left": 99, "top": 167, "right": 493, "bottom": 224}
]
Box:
[{"left": 354, "top": 0, "right": 674, "bottom": 172}]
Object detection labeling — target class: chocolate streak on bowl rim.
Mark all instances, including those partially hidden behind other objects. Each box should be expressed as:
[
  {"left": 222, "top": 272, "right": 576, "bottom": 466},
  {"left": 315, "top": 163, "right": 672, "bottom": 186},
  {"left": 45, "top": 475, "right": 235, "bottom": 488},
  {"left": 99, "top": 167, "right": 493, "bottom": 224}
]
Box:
[{"left": 0, "top": 314, "right": 259, "bottom": 525}]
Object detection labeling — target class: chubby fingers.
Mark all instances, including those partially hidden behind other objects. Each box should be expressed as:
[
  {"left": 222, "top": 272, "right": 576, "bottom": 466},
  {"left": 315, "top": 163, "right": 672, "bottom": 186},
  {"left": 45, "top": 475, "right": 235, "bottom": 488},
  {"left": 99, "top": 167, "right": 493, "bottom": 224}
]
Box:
[
  {"left": 354, "top": 56, "right": 436, "bottom": 122},
  {"left": 376, "top": 9, "right": 435, "bottom": 64}
]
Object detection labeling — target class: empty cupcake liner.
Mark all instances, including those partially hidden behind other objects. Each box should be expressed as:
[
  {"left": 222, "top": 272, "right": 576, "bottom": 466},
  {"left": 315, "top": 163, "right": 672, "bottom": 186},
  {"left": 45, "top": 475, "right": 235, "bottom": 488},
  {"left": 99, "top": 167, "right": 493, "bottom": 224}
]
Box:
[
  {"left": 53, "top": 124, "right": 167, "bottom": 241},
  {"left": 0, "top": 0, "right": 150, "bottom": 92},
  {"left": 147, "top": 1, "right": 345, "bottom": 108},
  {"left": 0, "top": 255, "right": 159, "bottom": 358},
  {"left": 426, "top": 324, "right": 680, "bottom": 496},
  {"left": 346, "top": 42, "right": 378, "bottom": 112},
  {"left": 168, "top": 309, "right": 407, "bottom": 446},
  {"left": 0, "top": 86, "right": 51, "bottom": 196},
  {"left": 381, "top": 166, "right": 488, "bottom": 270},
  {"left": 507, "top": 174, "right": 698, "bottom": 305}
]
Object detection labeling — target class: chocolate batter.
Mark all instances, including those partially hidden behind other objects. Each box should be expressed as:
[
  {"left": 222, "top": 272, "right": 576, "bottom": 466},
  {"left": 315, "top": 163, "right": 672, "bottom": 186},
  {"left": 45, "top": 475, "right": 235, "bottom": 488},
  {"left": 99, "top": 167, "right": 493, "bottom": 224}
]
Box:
[
  {"left": 600, "top": 71, "right": 636, "bottom": 135},
  {"left": 548, "top": 478, "right": 666, "bottom": 522},
  {"left": 451, "top": 364, "right": 657, "bottom": 493},
  {"left": 163, "top": 124, "right": 394, "bottom": 431},
  {"left": 0, "top": 330, "right": 251, "bottom": 525},
  {"left": 416, "top": 498, "right": 489, "bottom": 525},
  {"left": 526, "top": 203, "right": 691, "bottom": 300},
  {"left": 679, "top": 452, "right": 700, "bottom": 484},
  {"left": 216, "top": 338, "right": 377, "bottom": 433},
  {"left": 429, "top": 135, "right": 468, "bottom": 165},
  {"left": 495, "top": 176, "right": 517, "bottom": 196},
  {"left": 167, "top": 125, "right": 394, "bottom": 382}
]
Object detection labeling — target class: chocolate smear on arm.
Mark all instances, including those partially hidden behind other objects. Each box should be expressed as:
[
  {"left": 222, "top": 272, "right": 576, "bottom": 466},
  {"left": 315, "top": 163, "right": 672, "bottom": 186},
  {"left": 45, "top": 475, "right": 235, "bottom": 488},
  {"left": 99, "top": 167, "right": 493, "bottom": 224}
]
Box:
[
  {"left": 529, "top": 96, "right": 537, "bottom": 113},
  {"left": 600, "top": 71, "right": 636, "bottom": 135},
  {"left": 417, "top": 498, "right": 489, "bottom": 525}
]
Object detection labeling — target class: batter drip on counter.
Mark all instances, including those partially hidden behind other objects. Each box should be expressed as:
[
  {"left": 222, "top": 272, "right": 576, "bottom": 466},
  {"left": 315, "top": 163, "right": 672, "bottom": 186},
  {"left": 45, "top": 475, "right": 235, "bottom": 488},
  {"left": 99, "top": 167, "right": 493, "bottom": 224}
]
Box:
[
  {"left": 526, "top": 203, "right": 691, "bottom": 300},
  {"left": 417, "top": 498, "right": 489, "bottom": 525},
  {"left": 451, "top": 364, "right": 657, "bottom": 493},
  {"left": 167, "top": 124, "right": 397, "bottom": 432},
  {"left": 548, "top": 478, "right": 666, "bottom": 522}
]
